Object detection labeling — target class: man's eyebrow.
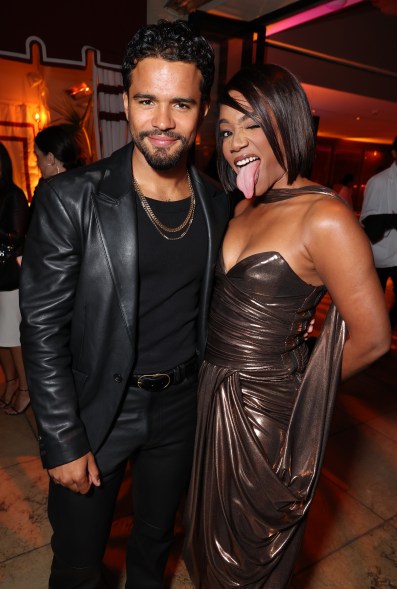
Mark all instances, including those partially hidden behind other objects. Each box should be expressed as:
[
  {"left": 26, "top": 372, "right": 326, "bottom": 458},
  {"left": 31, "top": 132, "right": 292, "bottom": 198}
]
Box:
[
  {"left": 132, "top": 93, "right": 198, "bottom": 105},
  {"left": 172, "top": 97, "right": 198, "bottom": 105},
  {"left": 132, "top": 92, "right": 156, "bottom": 100}
]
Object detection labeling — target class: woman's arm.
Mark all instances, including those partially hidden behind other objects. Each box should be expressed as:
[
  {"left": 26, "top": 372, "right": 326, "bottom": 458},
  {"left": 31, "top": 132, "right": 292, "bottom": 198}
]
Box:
[{"left": 306, "top": 199, "right": 391, "bottom": 380}]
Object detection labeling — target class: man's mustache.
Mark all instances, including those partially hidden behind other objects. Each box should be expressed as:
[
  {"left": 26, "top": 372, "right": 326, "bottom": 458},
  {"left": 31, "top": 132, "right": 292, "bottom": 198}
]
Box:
[{"left": 139, "top": 130, "right": 186, "bottom": 143}]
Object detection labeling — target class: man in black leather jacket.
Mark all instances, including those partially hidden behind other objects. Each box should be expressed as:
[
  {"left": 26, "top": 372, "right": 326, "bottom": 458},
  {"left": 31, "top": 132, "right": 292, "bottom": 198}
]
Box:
[{"left": 20, "top": 20, "right": 230, "bottom": 589}]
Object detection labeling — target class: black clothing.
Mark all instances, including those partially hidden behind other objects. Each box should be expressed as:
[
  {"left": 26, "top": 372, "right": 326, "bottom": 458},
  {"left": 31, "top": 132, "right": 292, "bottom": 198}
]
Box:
[
  {"left": 134, "top": 195, "right": 206, "bottom": 373},
  {"left": 49, "top": 375, "right": 197, "bottom": 589},
  {"left": 0, "top": 184, "right": 29, "bottom": 291},
  {"left": 377, "top": 266, "right": 397, "bottom": 328},
  {"left": 361, "top": 213, "right": 397, "bottom": 244},
  {"left": 20, "top": 142, "right": 230, "bottom": 470},
  {"left": 20, "top": 141, "right": 230, "bottom": 588}
]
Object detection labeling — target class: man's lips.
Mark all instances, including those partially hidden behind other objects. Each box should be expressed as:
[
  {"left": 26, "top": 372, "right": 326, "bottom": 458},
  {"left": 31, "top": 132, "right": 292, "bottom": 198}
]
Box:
[{"left": 147, "top": 135, "right": 179, "bottom": 148}]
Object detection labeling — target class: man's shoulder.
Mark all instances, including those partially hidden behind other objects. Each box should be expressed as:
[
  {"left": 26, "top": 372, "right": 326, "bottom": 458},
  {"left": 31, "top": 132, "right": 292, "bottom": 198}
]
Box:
[
  {"left": 192, "top": 167, "right": 225, "bottom": 199},
  {"left": 198, "top": 171, "right": 223, "bottom": 193},
  {"left": 366, "top": 164, "right": 393, "bottom": 189}
]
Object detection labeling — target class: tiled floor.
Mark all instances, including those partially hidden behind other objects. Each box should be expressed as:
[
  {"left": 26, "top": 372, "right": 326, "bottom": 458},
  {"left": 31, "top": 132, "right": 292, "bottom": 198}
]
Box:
[{"left": 1, "top": 299, "right": 396, "bottom": 588}]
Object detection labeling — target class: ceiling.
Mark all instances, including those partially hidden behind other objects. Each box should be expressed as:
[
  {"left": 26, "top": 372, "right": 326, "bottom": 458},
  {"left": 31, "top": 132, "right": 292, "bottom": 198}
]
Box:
[
  {"left": 165, "top": 0, "right": 397, "bottom": 22},
  {"left": 302, "top": 84, "right": 397, "bottom": 143},
  {"left": 157, "top": 0, "right": 397, "bottom": 145},
  {"left": 165, "top": 0, "right": 303, "bottom": 22}
]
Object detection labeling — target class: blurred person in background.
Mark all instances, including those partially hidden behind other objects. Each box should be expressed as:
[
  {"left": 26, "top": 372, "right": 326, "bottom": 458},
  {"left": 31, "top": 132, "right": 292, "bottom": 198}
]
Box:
[
  {"left": 0, "top": 142, "right": 30, "bottom": 414},
  {"left": 30, "top": 124, "right": 84, "bottom": 220},
  {"left": 360, "top": 136, "right": 397, "bottom": 329},
  {"left": 34, "top": 123, "right": 83, "bottom": 179},
  {"left": 334, "top": 172, "right": 354, "bottom": 209}
]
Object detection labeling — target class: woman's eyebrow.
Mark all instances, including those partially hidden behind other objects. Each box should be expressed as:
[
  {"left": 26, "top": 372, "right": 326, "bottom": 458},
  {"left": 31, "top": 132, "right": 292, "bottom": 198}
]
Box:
[{"left": 219, "top": 113, "right": 251, "bottom": 125}]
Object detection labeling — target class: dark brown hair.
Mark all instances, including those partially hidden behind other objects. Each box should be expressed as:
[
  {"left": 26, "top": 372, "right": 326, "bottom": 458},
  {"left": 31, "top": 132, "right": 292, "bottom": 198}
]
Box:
[
  {"left": 122, "top": 19, "right": 215, "bottom": 105},
  {"left": 35, "top": 124, "right": 83, "bottom": 170},
  {"left": 217, "top": 64, "right": 316, "bottom": 192}
]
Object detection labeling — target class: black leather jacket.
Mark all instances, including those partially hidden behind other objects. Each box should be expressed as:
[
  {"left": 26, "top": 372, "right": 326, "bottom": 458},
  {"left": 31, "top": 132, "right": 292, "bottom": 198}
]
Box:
[
  {"left": 20, "top": 143, "right": 230, "bottom": 469},
  {"left": 0, "top": 184, "right": 30, "bottom": 291}
]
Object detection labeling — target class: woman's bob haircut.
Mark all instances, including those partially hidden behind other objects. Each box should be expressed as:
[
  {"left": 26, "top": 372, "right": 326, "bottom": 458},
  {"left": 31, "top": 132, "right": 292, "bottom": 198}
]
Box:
[{"left": 217, "top": 63, "right": 316, "bottom": 192}]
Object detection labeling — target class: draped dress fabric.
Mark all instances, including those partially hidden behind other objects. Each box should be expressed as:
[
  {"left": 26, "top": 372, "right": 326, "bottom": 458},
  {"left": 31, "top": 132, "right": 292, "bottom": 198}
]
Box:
[{"left": 184, "top": 187, "right": 346, "bottom": 588}]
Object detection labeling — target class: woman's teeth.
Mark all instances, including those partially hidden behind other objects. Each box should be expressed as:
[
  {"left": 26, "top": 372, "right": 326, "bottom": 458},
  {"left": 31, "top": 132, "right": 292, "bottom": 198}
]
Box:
[{"left": 236, "top": 156, "right": 259, "bottom": 168}]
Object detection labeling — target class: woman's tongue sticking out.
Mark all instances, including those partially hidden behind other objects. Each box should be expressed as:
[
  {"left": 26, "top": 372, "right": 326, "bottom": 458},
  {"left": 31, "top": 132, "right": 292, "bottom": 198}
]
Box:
[{"left": 236, "top": 159, "right": 260, "bottom": 199}]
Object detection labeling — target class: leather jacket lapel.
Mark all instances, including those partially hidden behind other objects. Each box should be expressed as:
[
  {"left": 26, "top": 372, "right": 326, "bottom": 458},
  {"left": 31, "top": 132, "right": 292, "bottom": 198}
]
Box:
[
  {"left": 93, "top": 144, "right": 138, "bottom": 343},
  {"left": 189, "top": 164, "right": 227, "bottom": 361}
]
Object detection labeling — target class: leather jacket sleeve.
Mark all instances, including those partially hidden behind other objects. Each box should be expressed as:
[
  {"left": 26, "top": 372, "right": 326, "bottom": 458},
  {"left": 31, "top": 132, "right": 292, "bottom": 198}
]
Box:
[{"left": 20, "top": 180, "right": 91, "bottom": 468}]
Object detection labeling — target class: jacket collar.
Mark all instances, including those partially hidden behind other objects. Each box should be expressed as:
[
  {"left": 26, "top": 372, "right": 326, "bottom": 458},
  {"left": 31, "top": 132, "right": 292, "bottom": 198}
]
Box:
[
  {"left": 97, "top": 142, "right": 220, "bottom": 204},
  {"left": 92, "top": 144, "right": 220, "bottom": 348},
  {"left": 92, "top": 142, "right": 137, "bottom": 344},
  {"left": 97, "top": 142, "right": 134, "bottom": 202}
]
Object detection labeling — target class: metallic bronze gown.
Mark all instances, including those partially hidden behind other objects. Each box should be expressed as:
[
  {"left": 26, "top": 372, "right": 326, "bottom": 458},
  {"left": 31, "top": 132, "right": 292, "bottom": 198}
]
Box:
[{"left": 184, "top": 187, "right": 346, "bottom": 588}]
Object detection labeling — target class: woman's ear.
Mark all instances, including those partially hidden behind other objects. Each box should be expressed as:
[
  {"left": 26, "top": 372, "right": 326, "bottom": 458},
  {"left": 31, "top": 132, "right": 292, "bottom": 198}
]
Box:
[{"left": 47, "top": 152, "right": 56, "bottom": 166}]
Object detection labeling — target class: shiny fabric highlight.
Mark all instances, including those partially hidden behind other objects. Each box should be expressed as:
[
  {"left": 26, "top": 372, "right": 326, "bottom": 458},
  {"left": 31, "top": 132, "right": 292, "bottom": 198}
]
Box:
[{"left": 184, "top": 187, "right": 345, "bottom": 588}]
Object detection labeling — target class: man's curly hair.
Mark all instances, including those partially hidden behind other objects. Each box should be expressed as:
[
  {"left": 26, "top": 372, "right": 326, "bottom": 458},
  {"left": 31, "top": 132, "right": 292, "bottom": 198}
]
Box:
[{"left": 121, "top": 19, "right": 215, "bottom": 104}]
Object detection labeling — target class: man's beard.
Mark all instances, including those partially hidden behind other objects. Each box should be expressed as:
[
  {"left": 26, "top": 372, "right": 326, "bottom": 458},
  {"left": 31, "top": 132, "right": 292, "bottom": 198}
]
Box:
[{"left": 132, "top": 130, "right": 190, "bottom": 170}]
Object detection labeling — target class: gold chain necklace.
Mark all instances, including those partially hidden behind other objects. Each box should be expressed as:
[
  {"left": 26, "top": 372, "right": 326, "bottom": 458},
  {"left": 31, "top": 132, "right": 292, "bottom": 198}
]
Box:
[{"left": 133, "top": 173, "right": 196, "bottom": 241}]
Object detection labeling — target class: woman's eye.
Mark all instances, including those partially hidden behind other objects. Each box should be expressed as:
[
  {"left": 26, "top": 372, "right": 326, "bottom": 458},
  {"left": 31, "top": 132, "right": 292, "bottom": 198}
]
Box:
[
  {"left": 220, "top": 130, "right": 232, "bottom": 139},
  {"left": 247, "top": 124, "right": 260, "bottom": 130}
]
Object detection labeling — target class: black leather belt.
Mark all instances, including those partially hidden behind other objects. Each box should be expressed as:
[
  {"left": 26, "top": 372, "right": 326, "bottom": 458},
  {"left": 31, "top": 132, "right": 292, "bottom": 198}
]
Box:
[{"left": 129, "top": 357, "right": 197, "bottom": 392}]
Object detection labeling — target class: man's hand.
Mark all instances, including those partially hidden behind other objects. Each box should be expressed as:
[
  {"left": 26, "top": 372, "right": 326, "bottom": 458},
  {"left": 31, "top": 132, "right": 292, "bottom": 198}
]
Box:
[{"left": 48, "top": 452, "right": 101, "bottom": 494}]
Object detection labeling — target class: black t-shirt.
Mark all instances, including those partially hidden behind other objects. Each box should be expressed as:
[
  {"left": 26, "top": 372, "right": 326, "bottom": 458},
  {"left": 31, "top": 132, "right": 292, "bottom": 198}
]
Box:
[{"left": 133, "top": 193, "right": 207, "bottom": 373}]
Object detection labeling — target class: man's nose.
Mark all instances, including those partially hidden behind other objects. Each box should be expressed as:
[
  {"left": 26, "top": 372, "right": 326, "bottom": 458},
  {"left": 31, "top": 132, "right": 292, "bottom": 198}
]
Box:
[{"left": 152, "top": 105, "right": 175, "bottom": 131}]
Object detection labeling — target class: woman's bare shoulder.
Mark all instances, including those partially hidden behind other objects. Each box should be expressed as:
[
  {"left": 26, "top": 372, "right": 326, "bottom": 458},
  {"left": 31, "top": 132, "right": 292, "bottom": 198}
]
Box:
[{"left": 306, "top": 192, "right": 356, "bottom": 226}]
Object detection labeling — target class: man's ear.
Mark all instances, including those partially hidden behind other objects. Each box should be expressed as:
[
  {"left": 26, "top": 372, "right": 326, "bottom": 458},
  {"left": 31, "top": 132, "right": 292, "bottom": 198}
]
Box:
[
  {"left": 201, "top": 101, "right": 210, "bottom": 120},
  {"left": 123, "top": 92, "right": 129, "bottom": 122},
  {"left": 197, "top": 101, "right": 210, "bottom": 129},
  {"left": 47, "top": 152, "right": 56, "bottom": 165}
]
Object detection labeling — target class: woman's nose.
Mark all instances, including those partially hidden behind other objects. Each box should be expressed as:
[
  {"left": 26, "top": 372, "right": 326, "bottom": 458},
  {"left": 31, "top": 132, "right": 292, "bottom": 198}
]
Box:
[{"left": 230, "top": 128, "right": 248, "bottom": 151}]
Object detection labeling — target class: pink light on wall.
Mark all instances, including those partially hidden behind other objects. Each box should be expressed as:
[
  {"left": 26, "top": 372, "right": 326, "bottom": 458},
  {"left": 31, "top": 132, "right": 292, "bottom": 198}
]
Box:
[{"left": 266, "top": 0, "right": 364, "bottom": 37}]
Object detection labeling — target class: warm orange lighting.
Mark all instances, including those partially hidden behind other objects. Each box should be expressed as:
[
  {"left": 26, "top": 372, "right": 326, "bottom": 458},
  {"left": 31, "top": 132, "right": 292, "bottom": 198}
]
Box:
[
  {"left": 253, "top": 32, "right": 258, "bottom": 42},
  {"left": 34, "top": 112, "right": 40, "bottom": 122},
  {"left": 356, "top": 116, "right": 361, "bottom": 121},
  {"left": 66, "top": 82, "right": 93, "bottom": 100}
]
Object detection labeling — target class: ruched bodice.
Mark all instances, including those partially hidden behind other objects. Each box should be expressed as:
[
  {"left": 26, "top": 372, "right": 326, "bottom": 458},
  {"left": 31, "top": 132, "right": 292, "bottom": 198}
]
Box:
[
  {"left": 206, "top": 252, "right": 326, "bottom": 376},
  {"left": 184, "top": 186, "right": 346, "bottom": 589}
]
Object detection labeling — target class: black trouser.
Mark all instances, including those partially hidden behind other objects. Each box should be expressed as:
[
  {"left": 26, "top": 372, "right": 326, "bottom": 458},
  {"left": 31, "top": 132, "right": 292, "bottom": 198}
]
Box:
[
  {"left": 377, "top": 266, "right": 397, "bottom": 328},
  {"left": 48, "top": 373, "right": 198, "bottom": 589}
]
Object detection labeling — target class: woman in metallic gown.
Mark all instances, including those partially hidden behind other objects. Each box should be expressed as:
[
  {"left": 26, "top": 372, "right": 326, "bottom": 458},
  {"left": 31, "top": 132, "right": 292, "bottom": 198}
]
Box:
[{"left": 183, "top": 64, "right": 391, "bottom": 588}]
